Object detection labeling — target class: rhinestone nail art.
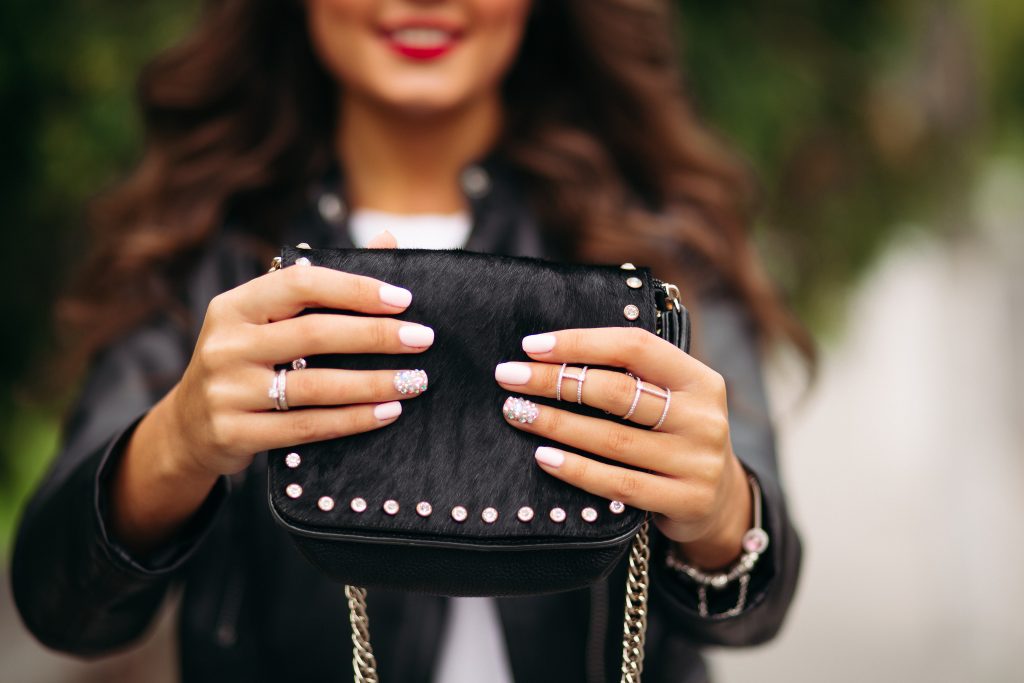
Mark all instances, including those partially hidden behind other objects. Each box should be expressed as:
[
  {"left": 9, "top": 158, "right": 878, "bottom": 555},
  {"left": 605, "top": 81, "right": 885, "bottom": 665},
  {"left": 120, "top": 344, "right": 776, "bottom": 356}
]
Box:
[
  {"left": 394, "top": 369, "right": 429, "bottom": 395},
  {"left": 284, "top": 452, "right": 301, "bottom": 468},
  {"left": 503, "top": 396, "right": 539, "bottom": 424}
]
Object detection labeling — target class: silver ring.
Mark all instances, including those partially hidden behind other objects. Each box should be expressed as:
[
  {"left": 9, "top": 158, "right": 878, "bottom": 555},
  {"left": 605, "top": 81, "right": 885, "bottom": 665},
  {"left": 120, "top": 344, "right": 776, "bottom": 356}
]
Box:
[
  {"left": 268, "top": 368, "right": 289, "bottom": 411},
  {"left": 556, "top": 364, "right": 589, "bottom": 404},
  {"left": 652, "top": 387, "right": 671, "bottom": 431},
  {"left": 576, "top": 366, "right": 588, "bottom": 405},
  {"left": 622, "top": 375, "right": 643, "bottom": 420}
]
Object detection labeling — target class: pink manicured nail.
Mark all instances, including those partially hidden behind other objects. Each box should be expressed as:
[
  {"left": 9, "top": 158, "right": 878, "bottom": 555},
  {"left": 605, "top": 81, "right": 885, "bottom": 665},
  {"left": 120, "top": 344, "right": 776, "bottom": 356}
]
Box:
[
  {"left": 380, "top": 284, "right": 412, "bottom": 308},
  {"left": 495, "top": 362, "right": 531, "bottom": 385},
  {"left": 522, "top": 333, "right": 556, "bottom": 353},
  {"left": 534, "top": 447, "right": 565, "bottom": 468},
  {"left": 398, "top": 325, "right": 434, "bottom": 348},
  {"left": 374, "top": 401, "right": 402, "bottom": 421}
]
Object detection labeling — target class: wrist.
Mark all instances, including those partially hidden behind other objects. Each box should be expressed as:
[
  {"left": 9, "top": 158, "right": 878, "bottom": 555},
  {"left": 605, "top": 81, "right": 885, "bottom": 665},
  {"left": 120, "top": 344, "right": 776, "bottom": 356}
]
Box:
[{"left": 677, "top": 455, "right": 752, "bottom": 570}]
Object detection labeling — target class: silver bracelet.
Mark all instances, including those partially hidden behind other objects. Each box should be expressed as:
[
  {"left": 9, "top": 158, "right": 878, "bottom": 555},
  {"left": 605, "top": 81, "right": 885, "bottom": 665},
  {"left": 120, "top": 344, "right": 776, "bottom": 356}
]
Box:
[{"left": 664, "top": 473, "right": 769, "bottom": 617}]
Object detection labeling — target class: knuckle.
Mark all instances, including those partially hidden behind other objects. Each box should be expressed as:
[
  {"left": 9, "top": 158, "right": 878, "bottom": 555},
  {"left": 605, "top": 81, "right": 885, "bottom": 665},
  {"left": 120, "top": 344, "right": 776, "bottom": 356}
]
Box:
[
  {"left": 367, "top": 375, "right": 392, "bottom": 403},
  {"left": 542, "top": 407, "right": 566, "bottom": 433},
  {"left": 207, "top": 414, "right": 235, "bottom": 451},
  {"left": 608, "top": 372, "right": 637, "bottom": 412},
  {"left": 604, "top": 426, "right": 636, "bottom": 455},
  {"left": 290, "top": 411, "right": 321, "bottom": 442},
  {"left": 614, "top": 470, "right": 643, "bottom": 502},
  {"left": 706, "top": 370, "right": 728, "bottom": 403},
  {"left": 207, "top": 292, "right": 231, "bottom": 319},
  {"left": 286, "top": 264, "right": 316, "bottom": 298},
  {"left": 369, "top": 319, "right": 393, "bottom": 350}
]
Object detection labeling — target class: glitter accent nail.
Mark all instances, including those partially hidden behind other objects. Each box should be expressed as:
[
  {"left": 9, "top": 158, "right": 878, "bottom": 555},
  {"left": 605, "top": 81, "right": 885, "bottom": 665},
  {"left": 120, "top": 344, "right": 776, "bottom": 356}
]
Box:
[
  {"left": 503, "top": 396, "right": 539, "bottom": 424},
  {"left": 394, "top": 369, "right": 429, "bottom": 396}
]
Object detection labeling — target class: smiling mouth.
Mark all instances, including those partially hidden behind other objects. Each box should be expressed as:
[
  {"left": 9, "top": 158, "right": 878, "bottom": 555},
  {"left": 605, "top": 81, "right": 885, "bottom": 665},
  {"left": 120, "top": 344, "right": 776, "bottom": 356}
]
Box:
[{"left": 382, "top": 25, "right": 462, "bottom": 61}]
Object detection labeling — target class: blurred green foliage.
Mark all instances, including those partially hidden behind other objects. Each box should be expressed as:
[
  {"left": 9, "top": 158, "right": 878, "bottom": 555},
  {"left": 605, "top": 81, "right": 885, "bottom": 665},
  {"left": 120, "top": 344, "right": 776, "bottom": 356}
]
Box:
[{"left": 1, "top": 0, "right": 1021, "bottom": 554}]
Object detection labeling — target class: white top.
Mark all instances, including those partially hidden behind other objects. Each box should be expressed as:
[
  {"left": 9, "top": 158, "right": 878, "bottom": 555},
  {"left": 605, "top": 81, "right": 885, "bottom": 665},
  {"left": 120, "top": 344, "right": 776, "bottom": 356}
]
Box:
[
  {"left": 348, "top": 208, "right": 474, "bottom": 250},
  {"left": 348, "top": 209, "right": 515, "bottom": 683}
]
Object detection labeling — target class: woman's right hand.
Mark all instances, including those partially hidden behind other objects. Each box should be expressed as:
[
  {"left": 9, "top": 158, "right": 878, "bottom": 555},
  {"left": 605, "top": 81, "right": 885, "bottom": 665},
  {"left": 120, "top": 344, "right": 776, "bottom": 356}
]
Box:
[
  {"left": 167, "top": 256, "right": 432, "bottom": 479},
  {"left": 110, "top": 232, "right": 430, "bottom": 552}
]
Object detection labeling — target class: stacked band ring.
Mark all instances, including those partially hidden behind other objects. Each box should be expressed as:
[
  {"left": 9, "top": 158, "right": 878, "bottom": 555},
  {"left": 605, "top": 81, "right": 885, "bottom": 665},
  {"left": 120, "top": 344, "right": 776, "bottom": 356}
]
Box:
[{"left": 556, "top": 363, "right": 589, "bottom": 404}]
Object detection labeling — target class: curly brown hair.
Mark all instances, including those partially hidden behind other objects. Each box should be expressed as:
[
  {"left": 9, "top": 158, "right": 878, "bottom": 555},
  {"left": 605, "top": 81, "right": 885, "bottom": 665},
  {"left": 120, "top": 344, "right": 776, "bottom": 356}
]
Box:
[{"left": 60, "top": 0, "right": 813, "bottom": 370}]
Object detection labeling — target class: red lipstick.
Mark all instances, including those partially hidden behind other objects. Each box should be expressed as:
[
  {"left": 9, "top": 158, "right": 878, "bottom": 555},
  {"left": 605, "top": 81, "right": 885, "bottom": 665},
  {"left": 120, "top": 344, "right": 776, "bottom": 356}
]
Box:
[{"left": 380, "top": 22, "right": 462, "bottom": 62}]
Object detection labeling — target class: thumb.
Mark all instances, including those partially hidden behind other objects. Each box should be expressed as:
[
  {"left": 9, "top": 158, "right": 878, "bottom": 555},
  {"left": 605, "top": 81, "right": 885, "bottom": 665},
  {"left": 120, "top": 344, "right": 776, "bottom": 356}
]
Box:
[{"left": 366, "top": 230, "right": 398, "bottom": 249}]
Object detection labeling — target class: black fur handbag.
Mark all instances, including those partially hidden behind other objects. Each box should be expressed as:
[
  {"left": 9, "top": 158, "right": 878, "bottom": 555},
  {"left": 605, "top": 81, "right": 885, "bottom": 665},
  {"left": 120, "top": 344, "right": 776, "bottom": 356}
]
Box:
[{"left": 266, "top": 246, "right": 690, "bottom": 682}]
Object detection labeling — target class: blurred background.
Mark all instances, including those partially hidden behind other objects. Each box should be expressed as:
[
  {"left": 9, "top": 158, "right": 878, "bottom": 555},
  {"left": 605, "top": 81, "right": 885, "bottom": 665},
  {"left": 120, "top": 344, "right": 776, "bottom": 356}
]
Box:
[{"left": 1, "top": 0, "right": 1021, "bottom": 681}]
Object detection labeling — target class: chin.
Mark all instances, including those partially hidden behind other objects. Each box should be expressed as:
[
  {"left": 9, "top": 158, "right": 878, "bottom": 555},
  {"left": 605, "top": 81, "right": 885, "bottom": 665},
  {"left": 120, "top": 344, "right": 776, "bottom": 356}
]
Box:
[{"left": 372, "top": 83, "right": 478, "bottom": 117}]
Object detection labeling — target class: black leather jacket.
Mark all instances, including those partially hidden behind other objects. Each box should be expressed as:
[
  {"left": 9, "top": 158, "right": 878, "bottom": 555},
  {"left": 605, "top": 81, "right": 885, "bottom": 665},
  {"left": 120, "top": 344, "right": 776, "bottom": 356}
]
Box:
[{"left": 11, "top": 160, "right": 802, "bottom": 683}]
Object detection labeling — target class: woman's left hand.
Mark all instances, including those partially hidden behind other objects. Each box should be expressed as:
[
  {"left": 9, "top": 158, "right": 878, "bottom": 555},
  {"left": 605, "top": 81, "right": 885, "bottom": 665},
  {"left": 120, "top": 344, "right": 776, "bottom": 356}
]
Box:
[{"left": 495, "top": 327, "right": 752, "bottom": 570}]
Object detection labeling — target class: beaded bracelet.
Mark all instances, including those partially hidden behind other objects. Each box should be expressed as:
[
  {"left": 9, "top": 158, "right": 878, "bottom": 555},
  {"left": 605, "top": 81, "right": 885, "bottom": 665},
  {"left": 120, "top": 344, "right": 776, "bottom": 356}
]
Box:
[{"left": 664, "top": 473, "right": 769, "bottom": 618}]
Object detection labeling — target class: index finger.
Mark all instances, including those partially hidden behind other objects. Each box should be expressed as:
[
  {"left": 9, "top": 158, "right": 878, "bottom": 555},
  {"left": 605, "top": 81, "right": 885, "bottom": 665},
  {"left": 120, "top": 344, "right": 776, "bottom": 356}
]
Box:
[
  {"left": 229, "top": 264, "right": 413, "bottom": 323},
  {"left": 520, "top": 327, "right": 701, "bottom": 389}
]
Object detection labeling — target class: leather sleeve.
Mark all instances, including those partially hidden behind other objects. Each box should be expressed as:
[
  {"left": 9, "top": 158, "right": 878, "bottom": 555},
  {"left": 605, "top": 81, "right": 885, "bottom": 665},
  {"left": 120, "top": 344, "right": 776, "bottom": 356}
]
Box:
[
  {"left": 647, "top": 292, "right": 803, "bottom": 646},
  {"left": 9, "top": 314, "right": 229, "bottom": 656}
]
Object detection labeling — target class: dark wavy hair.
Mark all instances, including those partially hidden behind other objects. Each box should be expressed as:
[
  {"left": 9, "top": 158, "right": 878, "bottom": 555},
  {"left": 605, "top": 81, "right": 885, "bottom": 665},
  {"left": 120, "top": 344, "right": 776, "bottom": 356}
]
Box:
[{"left": 60, "top": 0, "right": 813, "bottom": 370}]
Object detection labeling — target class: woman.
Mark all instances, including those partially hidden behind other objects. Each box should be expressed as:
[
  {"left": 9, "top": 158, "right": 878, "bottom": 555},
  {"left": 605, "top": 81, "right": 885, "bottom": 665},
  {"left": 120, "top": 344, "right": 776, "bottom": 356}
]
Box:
[{"left": 12, "top": 1, "right": 806, "bottom": 681}]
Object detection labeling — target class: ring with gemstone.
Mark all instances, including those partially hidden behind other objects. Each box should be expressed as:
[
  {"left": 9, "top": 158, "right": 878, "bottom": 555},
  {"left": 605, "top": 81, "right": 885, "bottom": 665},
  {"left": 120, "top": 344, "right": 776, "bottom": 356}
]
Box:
[{"left": 268, "top": 368, "right": 289, "bottom": 411}]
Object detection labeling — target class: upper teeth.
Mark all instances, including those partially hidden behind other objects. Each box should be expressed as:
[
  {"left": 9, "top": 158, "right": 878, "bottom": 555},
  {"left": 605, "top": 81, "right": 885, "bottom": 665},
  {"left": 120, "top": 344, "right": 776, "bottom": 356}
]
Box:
[{"left": 392, "top": 28, "right": 450, "bottom": 48}]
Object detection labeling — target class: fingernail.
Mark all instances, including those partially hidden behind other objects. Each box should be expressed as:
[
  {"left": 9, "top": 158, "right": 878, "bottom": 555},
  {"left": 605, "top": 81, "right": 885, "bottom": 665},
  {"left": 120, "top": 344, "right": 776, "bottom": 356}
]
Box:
[
  {"left": 522, "top": 334, "right": 556, "bottom": 353},
  {"left": 295, "top": 257, "right": 311, "bottom": 267},
  {"left": 374, "top": 401, "right": 402, "bottom": 420},
  {"left": 534, "top": 446, "right": 565, "bottom": 468},
  {"left": 398, "top": 324, "right": 434, "bottom": 348},
  {"left": 380, "top": 284, "right": 412, "bottom": 308},
  {"left": 494, "top": 362, "right": 531, "bottom": 385},
  {"left": 503, "top": 396, "right": 539, "bottom": 424},
  {"left": 394, "top": 369, "right": 429, "bottom": 395}
]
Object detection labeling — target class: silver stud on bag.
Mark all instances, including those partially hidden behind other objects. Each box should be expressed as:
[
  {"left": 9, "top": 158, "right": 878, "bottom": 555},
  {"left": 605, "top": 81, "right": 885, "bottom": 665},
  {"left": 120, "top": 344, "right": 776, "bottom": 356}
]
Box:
[
  {"left": 620, "top": 263, "right": 636, "bottom": 270},
  {"left": 623, "top": 304, "right": 640, "bottom": 321},
  {"left": 296, "top": 242, "right": 311, "bottom": 249},
  {"left": 350, "top": 497, "right": 368, "bottom": 513},
  {"left": 581, "top": 507, "right": 598, "bottom": 523},
  {"left": 417, "top": 501, "right": 433, "bottom": 517},
  {"left": 517, "top": 506, "right": 535, "bottom": 522},
  {"left": 318, "top": 496, "right": 335, "bottom": 511},
  {"left": 285, "top": 483, "right": 303, "bottom": 499},
  {"left": 284, "top": 452, "right": 301, "bottom": 468},
  {"left": 382, "top": 499, "right": 400, "bottom": 515},
  {"left": 549, "top": 507, "right": 567, "bottom": 523},
  {"left": 295, "top": 257, "right": 312, "bottom": 267},
  {"left": 451, "top": 505, "right": 468, "bottom": 522},
  {"left": 609, "top": 500, "right": 626, "bottom": 514},
  {"left": 481, "top": 507, "right": 498, "bottom": 524},
  {"left": 626, "top": 277, "right": 643, "bottom": 289}
]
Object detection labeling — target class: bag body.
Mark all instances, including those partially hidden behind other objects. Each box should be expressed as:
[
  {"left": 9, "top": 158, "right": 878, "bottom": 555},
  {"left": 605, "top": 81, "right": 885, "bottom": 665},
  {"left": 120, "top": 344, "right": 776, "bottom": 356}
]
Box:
[{"left": 267, "top": 246, "right": 689, "bottom": 597}]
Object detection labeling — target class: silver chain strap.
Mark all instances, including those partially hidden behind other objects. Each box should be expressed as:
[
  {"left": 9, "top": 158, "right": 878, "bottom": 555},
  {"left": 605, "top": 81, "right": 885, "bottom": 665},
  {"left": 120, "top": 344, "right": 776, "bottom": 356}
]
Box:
[
  {"left": 342, "top": 520, "right": 651, "bottom": 683},
  {"left": 344, "top": 585, "right": 379, "bottom": 683}
]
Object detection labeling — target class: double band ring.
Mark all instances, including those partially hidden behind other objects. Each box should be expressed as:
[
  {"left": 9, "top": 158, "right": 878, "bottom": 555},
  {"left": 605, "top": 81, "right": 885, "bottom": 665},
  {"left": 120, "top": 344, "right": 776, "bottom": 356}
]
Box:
[
  {"left": 622, "top": 374, "right": 672, "bottom": 431},
  {"left": 556, "top": 363, "right": 589, "bottom": 405},
  {"left": 268, "top": 368, "right": 290, "bottom": 411}
]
